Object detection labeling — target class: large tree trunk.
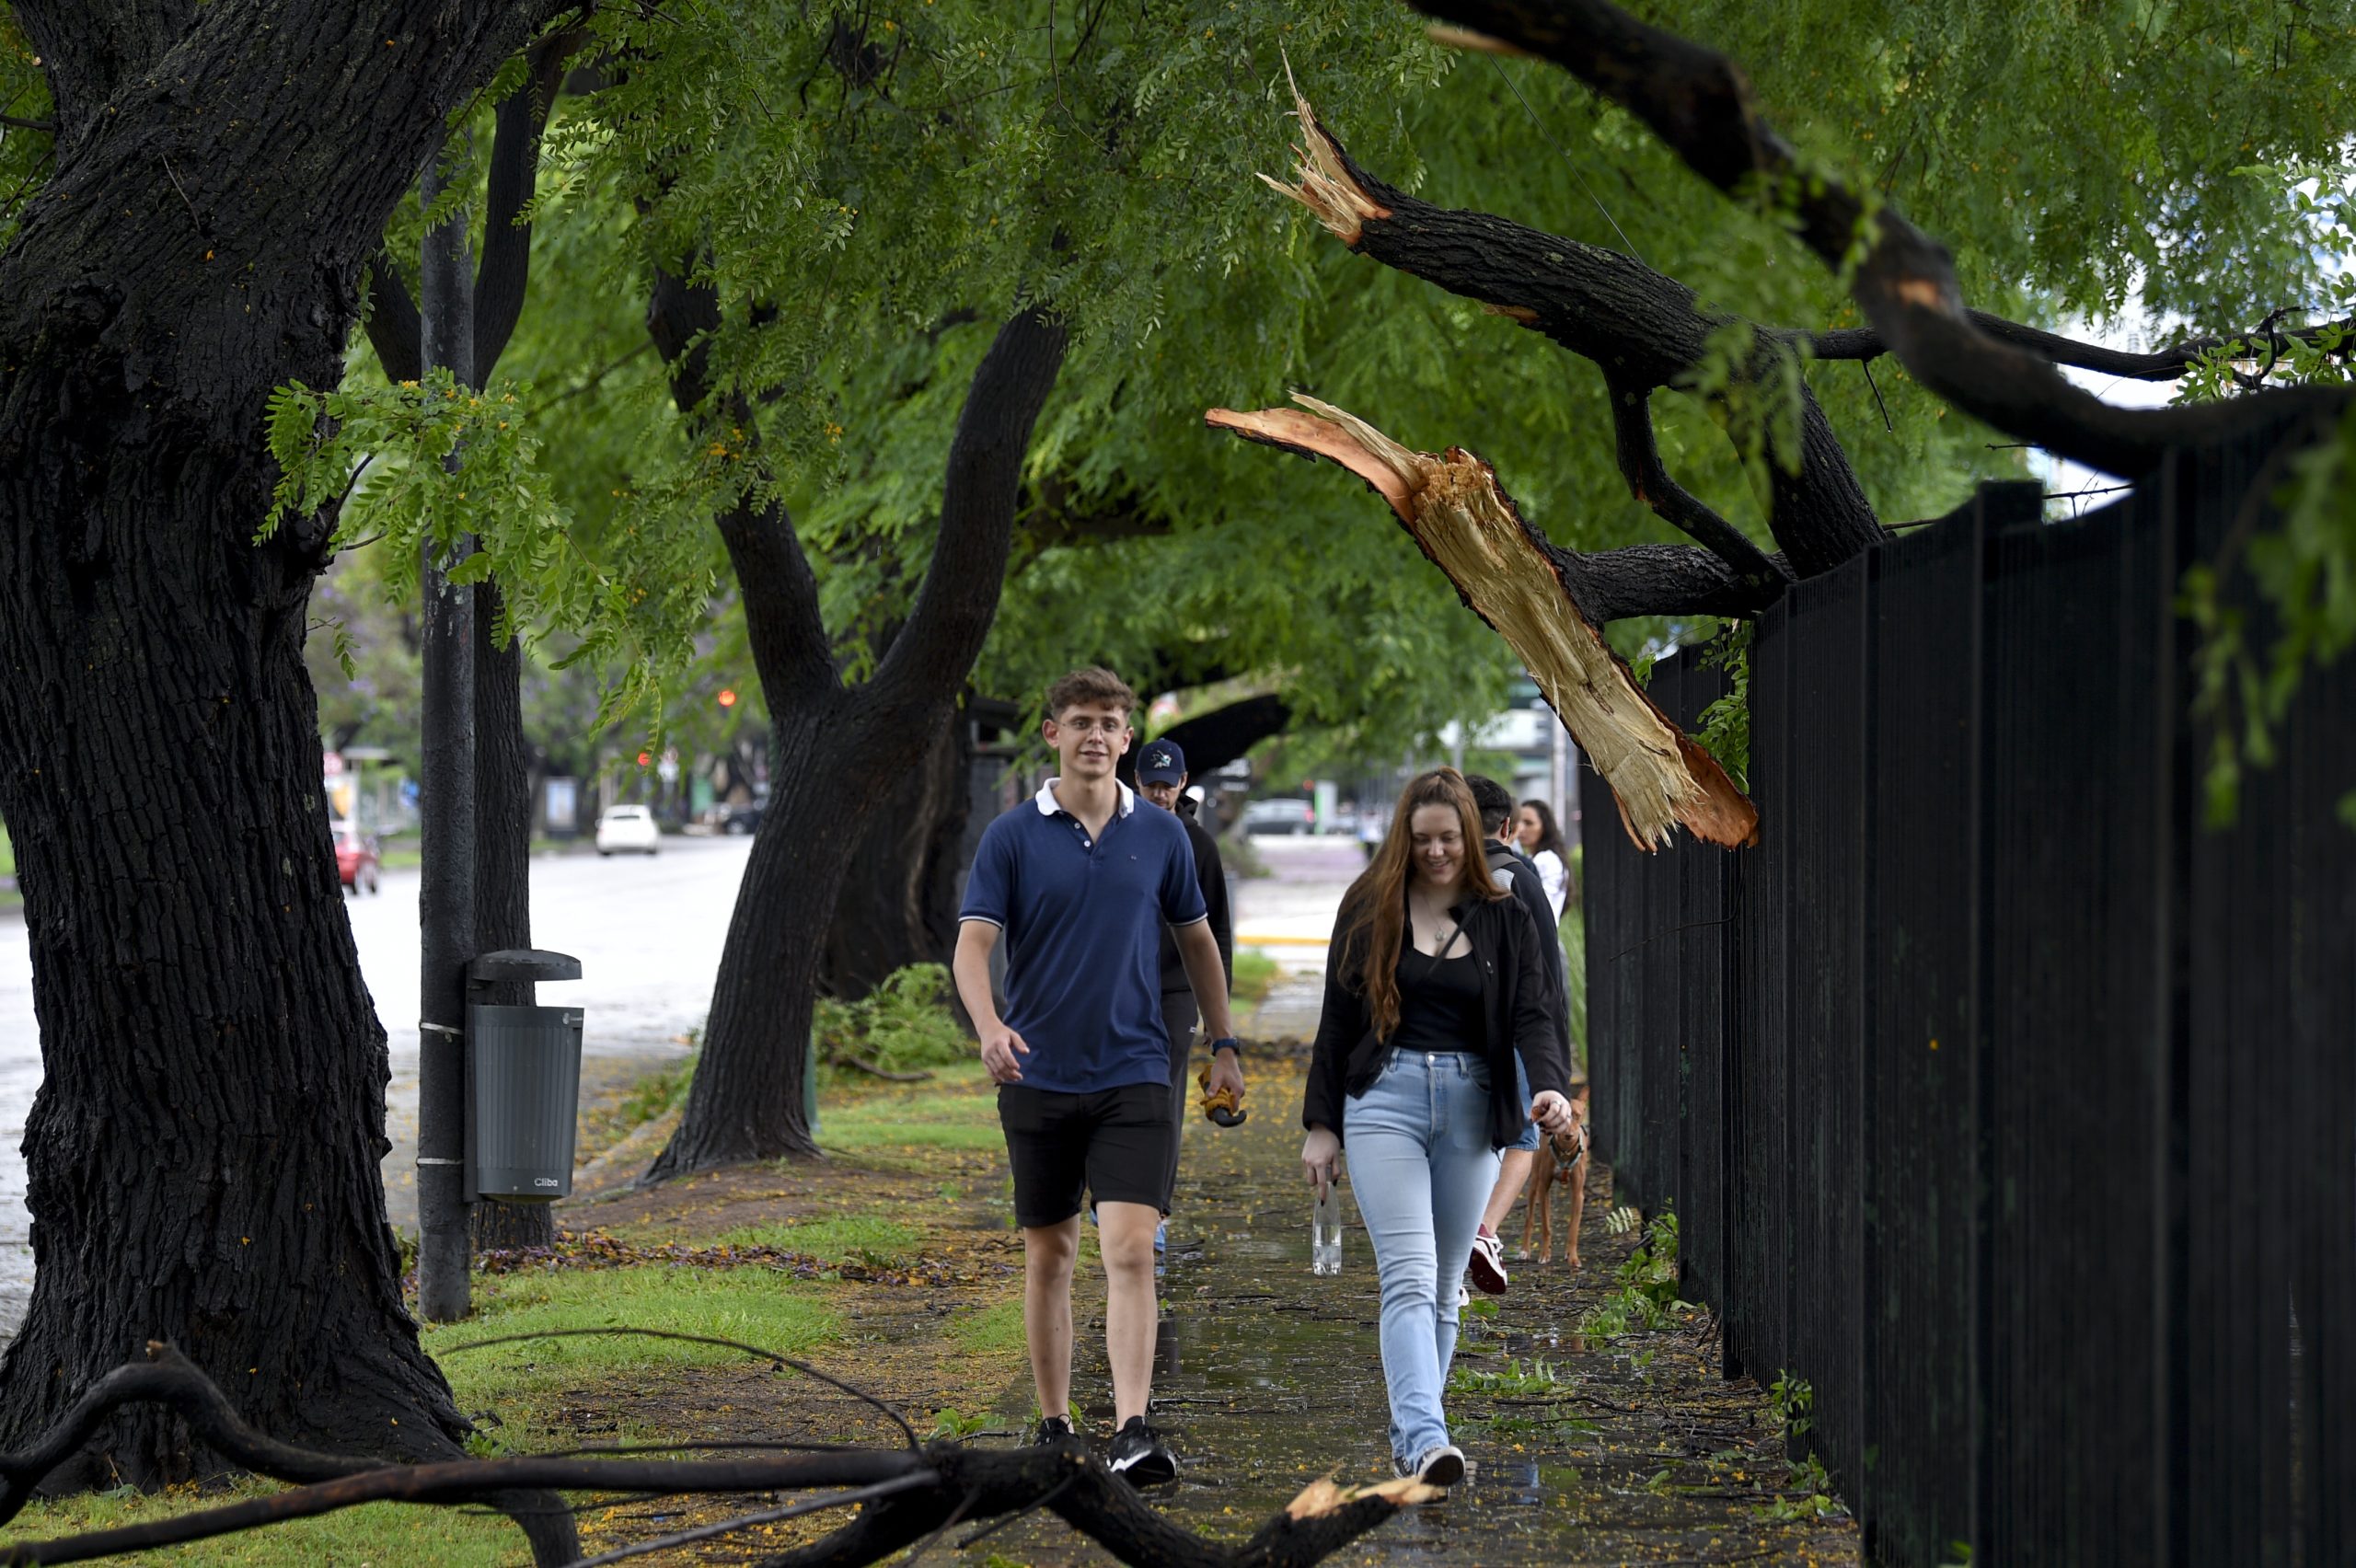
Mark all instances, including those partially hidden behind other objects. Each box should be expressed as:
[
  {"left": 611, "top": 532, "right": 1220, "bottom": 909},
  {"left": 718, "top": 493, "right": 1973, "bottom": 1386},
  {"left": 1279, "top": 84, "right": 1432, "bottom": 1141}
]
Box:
[
  {"left": 0, "top": 0, "right": 554, "bottom": 1488},
  {"left": 642, "top": 271, "right": 1068, "bottom": 1176},
  {"left": 650, "top": 711, "right": 860, "bottom": 1167},
  {"left": 819, "top": 708, "right": 973, "bottom": 1000}
]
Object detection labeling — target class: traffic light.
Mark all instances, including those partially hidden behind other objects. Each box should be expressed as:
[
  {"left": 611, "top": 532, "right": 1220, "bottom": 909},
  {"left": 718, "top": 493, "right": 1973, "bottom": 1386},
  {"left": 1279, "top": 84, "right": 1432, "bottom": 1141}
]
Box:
[
  {"left": 717, "top": 688, "right": 738, "bottom": 708},
  {"left": 637, "top": 751, "right": 652, "bottom": 767}
]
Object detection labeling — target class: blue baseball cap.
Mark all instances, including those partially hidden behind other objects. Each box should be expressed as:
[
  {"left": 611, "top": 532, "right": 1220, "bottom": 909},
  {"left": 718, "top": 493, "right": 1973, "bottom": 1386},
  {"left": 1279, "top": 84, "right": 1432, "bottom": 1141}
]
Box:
[{"left": 1138, "top": 738, "right": 1187, "bottom": 785}]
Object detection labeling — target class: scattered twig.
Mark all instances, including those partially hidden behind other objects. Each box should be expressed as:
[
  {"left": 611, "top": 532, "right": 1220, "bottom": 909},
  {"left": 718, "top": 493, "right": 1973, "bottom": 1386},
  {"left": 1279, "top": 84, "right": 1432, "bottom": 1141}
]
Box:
[{"left": 571, "top": 1473, "right": 937, "bottom": 1567}]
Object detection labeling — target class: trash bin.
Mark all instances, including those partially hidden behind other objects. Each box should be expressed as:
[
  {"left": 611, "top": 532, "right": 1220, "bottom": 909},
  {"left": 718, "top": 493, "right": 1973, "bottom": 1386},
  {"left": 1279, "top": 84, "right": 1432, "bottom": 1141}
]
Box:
[{"left": 467, "top": 949, "right": 584, "bottom": 1203}]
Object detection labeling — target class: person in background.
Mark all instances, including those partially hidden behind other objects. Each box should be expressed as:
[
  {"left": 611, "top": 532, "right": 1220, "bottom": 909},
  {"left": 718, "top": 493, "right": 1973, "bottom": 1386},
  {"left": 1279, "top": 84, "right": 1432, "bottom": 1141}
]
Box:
[
  {"left": 1515, "top": 799, "right": 1571, "bottom": 922},
  {"left": 1461, "top": 775, "right": 1572, "bottom": 1297},
  {"left": 1135, "top": 737, "right": 1233, "bottom": 1255},
  {"left": 1300, "top": 767, "right": 1576, "bottom": 1488}
]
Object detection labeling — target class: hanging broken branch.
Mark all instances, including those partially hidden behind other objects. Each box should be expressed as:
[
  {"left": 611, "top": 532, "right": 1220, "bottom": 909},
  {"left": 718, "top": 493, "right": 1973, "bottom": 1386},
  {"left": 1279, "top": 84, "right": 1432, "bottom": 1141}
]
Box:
[
  {"left": 1205, "top": 396, "right": 1758, "bottom": 851},
  {"left": 1258, "top": 64, "right": 1882, "bottom": 578},
  {"left": 1407, "top": 0, "right": 2355, "bottom": 476}
]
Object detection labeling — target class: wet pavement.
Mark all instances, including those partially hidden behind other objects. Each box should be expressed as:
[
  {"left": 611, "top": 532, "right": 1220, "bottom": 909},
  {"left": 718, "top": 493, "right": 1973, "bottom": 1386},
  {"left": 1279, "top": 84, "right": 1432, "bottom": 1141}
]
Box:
[{"left": 971, "top": 1059, "right": 1862, "bottom": 1566}]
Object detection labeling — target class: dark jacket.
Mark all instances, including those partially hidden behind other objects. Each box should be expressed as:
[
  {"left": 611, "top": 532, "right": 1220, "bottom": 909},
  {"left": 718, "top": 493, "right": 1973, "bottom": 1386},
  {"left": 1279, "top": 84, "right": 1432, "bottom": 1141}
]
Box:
[
  {"left": 1157, "top": 796, "right": 1233, "bottom": 993},
  {"left": 1485, "top": 839, "right": 1571, "bottom": 1059},
  {"left": 1303, "top": 886, "right": 1572, "bottom": 1150}
]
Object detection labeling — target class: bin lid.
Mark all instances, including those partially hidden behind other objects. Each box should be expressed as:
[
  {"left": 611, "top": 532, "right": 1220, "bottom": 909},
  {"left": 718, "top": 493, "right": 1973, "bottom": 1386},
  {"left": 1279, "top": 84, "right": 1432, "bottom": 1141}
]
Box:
[{"left": 467, "top": 948, "right": 583, "bottom": 985}]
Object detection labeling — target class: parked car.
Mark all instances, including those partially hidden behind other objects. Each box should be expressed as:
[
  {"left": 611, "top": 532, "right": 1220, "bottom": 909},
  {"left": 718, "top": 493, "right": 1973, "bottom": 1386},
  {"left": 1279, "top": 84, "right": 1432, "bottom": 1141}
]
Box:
[
  {"left": 595, "top": 804, "right": 662, "bottom": 856},
  {"left": 720, "top": 800, "right": 766, "bottom": 836},
  {"left": 331, "top": 821, "right": 381, "bottom": 895},
  {"left": 1240, "top": 797, "right": 1316, "bottom": 836}
]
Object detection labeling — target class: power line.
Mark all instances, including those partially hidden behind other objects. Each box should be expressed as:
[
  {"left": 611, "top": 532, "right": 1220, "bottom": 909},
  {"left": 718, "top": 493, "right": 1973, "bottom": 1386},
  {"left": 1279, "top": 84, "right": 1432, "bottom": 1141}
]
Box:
[{"left": 1487, "top": 55, "right": 1647, "bottom": 268}]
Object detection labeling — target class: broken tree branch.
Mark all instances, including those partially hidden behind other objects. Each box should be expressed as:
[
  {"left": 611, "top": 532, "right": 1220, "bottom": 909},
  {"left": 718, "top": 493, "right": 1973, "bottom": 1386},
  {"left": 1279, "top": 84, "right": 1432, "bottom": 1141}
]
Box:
[
  {"left": 1258, "top": 64, "right": 1883, "bottom": 577},
  {"left": 1205, "top": 397, "right": 1758, "bottom": 851},
  {"left": 0, "top": 1345, "right": 1436, "bottom": 1568},
  {"left": 1409, "top": 0, "right": 2353, "bottom": 476}
]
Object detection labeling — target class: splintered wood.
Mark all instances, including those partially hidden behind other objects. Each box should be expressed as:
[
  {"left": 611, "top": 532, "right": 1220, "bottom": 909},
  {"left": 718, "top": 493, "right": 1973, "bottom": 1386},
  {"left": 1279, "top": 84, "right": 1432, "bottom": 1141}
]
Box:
[
  {"left": 1256, "top": 60, "right": 1390, "bottom": 245},
  {"left": 1204, "top": 397, "right": 1758, "bottom": 851}
]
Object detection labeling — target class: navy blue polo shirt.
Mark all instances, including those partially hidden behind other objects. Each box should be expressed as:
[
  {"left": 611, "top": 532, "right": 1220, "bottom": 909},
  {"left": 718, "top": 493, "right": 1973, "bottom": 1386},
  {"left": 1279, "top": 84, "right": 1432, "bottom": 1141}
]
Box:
[{"left": 959, "top": 778, "right": 1208, "bottom": 1093}]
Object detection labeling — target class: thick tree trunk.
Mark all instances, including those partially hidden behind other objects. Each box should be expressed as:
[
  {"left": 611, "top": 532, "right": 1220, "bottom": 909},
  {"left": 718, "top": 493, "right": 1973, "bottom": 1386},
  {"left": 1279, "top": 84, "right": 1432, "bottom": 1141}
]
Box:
[
  {"left": 0, "top": 0, "right": 555, "bottom": 1489},
  {"left": 819, "top": 709, "right": 972, "bottom": 1001},
  {"left": 0, "top": 459, "right": 470, "bottom": 1484},
  {"left": 643, "top": 282, "right": 1068, "bottom": 1177},
  {"left": 648, "top": 713, "right": 858, "bottom": 1169}
]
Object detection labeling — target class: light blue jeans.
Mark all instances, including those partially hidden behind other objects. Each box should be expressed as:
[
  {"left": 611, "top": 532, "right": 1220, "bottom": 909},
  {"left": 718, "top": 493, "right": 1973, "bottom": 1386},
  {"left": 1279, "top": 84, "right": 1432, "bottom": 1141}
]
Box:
[{"left": 1343, "top": 1049, "right": 1502, "bottom": 1468}]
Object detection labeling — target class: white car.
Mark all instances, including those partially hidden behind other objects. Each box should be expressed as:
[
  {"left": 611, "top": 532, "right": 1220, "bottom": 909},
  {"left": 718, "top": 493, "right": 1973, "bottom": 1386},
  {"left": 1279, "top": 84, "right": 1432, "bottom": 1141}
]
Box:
[{"left": 595, "top": 804, "right": 661, "bottom": 856}]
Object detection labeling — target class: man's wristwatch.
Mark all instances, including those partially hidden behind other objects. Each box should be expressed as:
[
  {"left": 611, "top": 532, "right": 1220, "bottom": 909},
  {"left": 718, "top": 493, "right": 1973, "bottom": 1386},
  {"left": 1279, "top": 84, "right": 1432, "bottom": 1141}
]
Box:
[{"left": 1207, "top": 1035, "right": 1242, "bottom": 1055}]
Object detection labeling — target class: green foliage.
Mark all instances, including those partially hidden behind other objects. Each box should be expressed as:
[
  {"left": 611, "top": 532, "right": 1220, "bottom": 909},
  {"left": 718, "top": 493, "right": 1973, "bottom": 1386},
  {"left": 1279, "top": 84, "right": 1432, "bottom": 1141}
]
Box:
[
  {"left": 814, "top": 964, "right": 972, "bottom": 1077},
  {"left": 1578, "top": 1207, "right": 1687, "bottom": 1338},
  {"left": 262, "top": 367, "right": 713, "bottom": 735},
  {"left": 2170, "top": 163, "right": 2356, "bottom": 828},
  {"left": 1692, "top": 623, "right": 1754, "bottom": 790},
  {"left": 929, "top": 1405, "right": 999, "bottom": 1441},
  {"left": 1760, "top": 1371, "right": 1846, "bottom": 1521},
  {"left": 1448, "top": 1355, "right": 1569, "bottom": 1397}
]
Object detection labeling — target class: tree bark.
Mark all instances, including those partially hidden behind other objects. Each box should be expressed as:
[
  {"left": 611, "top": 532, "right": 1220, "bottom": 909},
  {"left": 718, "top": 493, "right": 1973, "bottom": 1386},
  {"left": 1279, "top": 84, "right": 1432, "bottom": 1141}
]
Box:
[
  {"left": 1261, "top": 76, "right": 1883, "bottom": 576},
  {"left": 643, "top": 273, "right": 1068, "bottom": 1175},
  {"left": 1207, "top": 398, "right": 1757, "bottom": 850},
  {"left": 0, "top": 0, "right": 557, "bottom": 1490},
  {"left": 1409, "top": 0, "right": 2353, "bottom": 475},
  {"left": 818, "top": 709, "right": 973, "bottom": 1001}
]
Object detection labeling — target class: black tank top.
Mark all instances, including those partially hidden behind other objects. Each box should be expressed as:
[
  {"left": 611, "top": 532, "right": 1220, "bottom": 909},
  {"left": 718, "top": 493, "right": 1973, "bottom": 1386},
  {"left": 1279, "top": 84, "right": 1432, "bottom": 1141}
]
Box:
[{"left": 1391, "top": 947, "right": 1483, "bottom": 1054}]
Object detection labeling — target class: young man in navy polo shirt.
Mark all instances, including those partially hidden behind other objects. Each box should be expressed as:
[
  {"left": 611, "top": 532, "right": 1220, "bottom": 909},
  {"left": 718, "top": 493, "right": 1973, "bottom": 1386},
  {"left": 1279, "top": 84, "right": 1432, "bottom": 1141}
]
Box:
[{"left": 953, "top": 666, "right": 1242, "bottom": 1486}]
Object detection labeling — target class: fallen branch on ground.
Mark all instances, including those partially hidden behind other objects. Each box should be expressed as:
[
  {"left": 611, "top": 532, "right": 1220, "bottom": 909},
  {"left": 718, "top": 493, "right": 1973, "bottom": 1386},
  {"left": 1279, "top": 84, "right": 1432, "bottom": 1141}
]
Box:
[
  {"left": 1206, "top": 396, "right": 1757, "bottom": 851},
  {"left": 0, "top": 1342, "right": 1434, "bottom": 1568}
]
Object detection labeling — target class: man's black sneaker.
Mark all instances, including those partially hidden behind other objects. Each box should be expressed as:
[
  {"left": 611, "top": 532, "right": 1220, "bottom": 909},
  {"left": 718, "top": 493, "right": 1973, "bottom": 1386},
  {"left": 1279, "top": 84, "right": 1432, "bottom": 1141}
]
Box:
[
  {"left": 1106, "top": 1415, "right": 1178, "bottom": 1487},
  {"left": 1030, "top": 1414, "right": 1075, "bottom": 1446}
]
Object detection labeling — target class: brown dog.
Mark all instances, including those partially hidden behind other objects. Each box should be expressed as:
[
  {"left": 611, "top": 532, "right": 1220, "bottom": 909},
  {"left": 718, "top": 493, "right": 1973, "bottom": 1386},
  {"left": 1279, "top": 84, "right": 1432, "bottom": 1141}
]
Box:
[{"left": 1519, "top": 1085, "right": 1590, "bottom": 1269}]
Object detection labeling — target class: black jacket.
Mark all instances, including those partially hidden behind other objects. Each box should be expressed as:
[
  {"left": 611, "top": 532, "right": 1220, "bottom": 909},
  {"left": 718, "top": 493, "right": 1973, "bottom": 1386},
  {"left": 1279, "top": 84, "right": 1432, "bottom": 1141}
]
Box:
[
  {"left": 1303, "top": 887, "right": 1572, "bottom": 1150},
  {"left": 1485, "top": 839, "right": 1571, "bottom": 1059},
  {"left": 1156, "top": 797, "right": 1233, "bottom": 993}
]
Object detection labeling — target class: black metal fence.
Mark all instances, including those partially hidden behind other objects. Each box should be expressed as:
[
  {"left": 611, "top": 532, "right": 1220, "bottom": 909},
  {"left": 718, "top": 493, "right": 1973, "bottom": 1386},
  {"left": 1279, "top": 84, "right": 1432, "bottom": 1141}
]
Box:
[{"left": 1583, "top": 441, "right": 2355, "bottom": 1567}]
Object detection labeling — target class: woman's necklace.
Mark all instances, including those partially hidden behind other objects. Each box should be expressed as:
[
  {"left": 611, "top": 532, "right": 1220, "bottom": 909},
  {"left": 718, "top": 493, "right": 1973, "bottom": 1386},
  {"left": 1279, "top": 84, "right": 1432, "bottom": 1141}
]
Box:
[{"left": 1408, "top": 887, "right": 1460, "bottom": 957}]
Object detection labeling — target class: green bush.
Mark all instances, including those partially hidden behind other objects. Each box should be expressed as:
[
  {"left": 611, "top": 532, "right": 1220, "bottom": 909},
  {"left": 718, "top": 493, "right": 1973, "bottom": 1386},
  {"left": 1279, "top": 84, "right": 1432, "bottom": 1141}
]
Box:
[{"left": 814, "top": 964, "right": 972, "bottom": 1077}]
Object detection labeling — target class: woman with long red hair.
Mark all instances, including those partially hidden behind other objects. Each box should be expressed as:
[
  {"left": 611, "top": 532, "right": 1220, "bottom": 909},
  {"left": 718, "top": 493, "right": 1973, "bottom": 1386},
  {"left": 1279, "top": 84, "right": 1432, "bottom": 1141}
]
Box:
[{"left": 1300, "top": 767, "right": 1576, "bottom": 1487}]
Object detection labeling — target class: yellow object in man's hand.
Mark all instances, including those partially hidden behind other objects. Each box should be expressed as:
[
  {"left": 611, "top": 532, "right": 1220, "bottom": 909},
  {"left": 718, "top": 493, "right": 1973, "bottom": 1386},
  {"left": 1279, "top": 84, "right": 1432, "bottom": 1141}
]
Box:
[{"left": 1196, "top": 1064, "right": 1247, "bottom": 1127}]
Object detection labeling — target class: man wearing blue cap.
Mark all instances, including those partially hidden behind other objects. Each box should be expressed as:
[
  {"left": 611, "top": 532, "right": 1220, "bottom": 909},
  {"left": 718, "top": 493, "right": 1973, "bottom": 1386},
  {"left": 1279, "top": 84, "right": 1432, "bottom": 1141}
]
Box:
[{"left": 1135, "top": 738, "right": 1236, "bottom": 1239}]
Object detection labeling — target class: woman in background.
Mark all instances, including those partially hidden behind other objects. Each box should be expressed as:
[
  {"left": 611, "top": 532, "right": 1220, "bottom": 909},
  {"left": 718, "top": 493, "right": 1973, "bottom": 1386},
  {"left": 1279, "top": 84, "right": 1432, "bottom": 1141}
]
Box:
[
  {"left": 1514, "top": 799, "right": 1570, "bottom": 922},
  {"left": 1301, "top": 768, "right": 1576, "bottom": 1488}
]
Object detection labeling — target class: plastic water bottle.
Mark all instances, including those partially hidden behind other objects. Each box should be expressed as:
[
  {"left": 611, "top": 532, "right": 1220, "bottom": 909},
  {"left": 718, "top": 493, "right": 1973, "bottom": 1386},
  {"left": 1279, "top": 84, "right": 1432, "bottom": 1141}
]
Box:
[{"left": 1311, "top": 1183, "right": 1343, "bottom": 1275}]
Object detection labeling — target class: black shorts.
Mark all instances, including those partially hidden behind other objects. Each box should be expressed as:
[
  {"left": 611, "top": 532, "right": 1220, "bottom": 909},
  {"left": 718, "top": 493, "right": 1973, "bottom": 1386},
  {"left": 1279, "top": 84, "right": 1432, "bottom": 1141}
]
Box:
[{"left": 999, "top": 1082, "right": 1173, "bottom": 1228}]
